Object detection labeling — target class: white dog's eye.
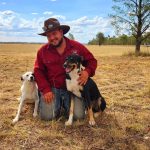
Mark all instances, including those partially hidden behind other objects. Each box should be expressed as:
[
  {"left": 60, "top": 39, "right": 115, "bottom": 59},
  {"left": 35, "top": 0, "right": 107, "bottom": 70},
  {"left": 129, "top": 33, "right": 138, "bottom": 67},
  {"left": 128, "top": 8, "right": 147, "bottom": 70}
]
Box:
[{"left": 26, "top": 75, "right": 29, "bottom": 77}]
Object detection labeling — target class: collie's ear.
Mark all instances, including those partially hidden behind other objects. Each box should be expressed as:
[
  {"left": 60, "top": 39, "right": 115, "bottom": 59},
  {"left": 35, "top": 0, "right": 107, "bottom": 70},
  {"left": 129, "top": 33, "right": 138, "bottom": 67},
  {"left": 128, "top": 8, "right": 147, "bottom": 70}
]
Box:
[
  {"left": 21, "top": 76, "right": 24, "bottom": 81},
  {"left": 78, "top": 56, "right": 83, "bottom": 63}
]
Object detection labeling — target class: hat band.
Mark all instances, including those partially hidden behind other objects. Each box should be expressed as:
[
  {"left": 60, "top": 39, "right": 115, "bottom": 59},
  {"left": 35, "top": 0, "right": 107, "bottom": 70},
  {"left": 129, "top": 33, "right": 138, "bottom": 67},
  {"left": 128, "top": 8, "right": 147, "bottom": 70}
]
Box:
[{"left": 42, "top": 24, "right": 59, "bottom": 32}]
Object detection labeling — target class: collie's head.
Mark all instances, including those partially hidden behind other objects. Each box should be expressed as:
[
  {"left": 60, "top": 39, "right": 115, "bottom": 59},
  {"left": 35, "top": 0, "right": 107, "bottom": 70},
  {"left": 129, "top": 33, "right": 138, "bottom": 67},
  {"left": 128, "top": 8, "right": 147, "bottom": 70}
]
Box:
[{"left": 64, "top": 54, "right": 83, "bottom": 73}]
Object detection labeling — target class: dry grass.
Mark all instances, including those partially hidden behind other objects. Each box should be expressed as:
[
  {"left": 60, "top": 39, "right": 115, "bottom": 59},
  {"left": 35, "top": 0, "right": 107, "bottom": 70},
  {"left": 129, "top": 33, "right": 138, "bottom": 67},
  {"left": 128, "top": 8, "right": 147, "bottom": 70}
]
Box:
[{"left": 0, "top": 44, "right": 150, "bottom": 149}]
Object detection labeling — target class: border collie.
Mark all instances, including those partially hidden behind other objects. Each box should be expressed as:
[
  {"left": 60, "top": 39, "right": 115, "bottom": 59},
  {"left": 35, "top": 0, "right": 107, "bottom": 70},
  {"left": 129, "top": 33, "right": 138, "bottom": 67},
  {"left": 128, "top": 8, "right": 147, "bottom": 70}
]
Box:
[{"left": 64, "top": 54, "right": 106, "bottom": 126}]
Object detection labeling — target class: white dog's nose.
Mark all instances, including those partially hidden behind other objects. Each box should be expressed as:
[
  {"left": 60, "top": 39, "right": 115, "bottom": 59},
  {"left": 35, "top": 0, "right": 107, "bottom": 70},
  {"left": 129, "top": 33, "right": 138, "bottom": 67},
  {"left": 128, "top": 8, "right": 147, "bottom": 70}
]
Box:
[{"left": 30, "top": 76, "right": 34, "bottom": 81}]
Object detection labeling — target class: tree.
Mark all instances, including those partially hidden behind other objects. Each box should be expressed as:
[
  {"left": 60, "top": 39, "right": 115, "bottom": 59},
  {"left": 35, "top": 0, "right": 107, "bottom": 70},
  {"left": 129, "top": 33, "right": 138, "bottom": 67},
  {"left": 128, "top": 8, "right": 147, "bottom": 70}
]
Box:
[
  {"left": 110, "top": 0, "right": 150, "bottom": 54},
  {"left": 88, "top": 32, "right": 105, "bottom": 45},
  {"left": 68, "top": 33, "right": 75, "bottom": 40},
  {"left": 119, "top": 34, "right": 128, "bottom": 45},
  {"left": 96, "top": 32, "right": 105, "bottom": 46}
]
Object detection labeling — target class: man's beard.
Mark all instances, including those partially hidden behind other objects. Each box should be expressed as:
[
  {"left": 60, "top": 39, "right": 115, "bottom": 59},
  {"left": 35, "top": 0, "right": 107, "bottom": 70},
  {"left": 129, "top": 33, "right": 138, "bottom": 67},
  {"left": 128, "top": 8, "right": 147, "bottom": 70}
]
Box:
[{"left": 51, "top": 37, "right": 63, "bottom": 48}]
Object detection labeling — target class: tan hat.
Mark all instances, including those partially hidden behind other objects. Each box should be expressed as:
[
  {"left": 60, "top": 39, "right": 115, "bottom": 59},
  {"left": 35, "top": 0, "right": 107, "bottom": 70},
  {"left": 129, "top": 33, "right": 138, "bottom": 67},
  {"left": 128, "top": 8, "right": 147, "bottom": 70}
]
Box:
[{"left": 38, "top": 18, "right": 70, "bottom": 36}]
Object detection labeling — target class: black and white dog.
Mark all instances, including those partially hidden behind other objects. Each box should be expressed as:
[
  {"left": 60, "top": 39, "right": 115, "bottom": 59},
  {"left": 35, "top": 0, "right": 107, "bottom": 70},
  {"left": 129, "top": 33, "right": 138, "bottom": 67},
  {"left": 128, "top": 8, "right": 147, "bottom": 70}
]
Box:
[
  {"left": 64, "top": 54, "right": 106, "bottom": 126},
  {"left": 12, "top": 72, "right": 39, "bottom": 124}
]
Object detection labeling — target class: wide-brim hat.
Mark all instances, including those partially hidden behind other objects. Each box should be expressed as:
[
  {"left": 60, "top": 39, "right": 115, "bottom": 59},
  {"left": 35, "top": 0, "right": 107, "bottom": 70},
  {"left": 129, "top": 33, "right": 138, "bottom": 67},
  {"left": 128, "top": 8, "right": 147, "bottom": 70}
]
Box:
[{"left": 38, "top": 18, "right": 70, "bottom": 36}]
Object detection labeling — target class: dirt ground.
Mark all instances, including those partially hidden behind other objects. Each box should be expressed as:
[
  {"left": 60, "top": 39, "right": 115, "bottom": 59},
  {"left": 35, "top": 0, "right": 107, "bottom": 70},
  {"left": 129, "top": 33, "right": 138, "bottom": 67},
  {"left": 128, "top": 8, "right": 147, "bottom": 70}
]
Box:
[{"left": 0, "top": 44, "right": 150, "bottom": 150}]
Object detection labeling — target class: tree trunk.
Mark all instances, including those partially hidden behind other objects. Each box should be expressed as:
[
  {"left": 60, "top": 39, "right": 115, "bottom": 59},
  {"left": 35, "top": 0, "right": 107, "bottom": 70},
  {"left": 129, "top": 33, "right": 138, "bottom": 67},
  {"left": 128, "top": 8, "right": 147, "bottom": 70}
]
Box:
[
  {"left": 135, "top": 39, "right": 141, "bottom": 54},
  {"left": 135, "top": 32, "right": 142, "bottom": 54}
]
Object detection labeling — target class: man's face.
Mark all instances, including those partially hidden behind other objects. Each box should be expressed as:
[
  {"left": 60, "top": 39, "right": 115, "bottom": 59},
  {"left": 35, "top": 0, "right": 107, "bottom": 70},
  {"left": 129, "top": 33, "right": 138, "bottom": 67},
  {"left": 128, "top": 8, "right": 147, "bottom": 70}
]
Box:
[{"left": 46, "top": 29, "right": 63, "bottom": 47}]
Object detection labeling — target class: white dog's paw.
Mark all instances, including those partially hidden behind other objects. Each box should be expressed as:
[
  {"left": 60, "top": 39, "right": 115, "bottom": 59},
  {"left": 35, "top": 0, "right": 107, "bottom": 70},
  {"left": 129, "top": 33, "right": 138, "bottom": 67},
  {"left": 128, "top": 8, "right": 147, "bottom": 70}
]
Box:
[
  {"left": 65, "top": 120, "right": 73, "bottom": 126},
  {"left": 33, "top": 112, "right": 38, "bottom": 117},
  {"left": 12, "top": 118, "right": 19, "bottom": 124},
  {"left": 89, "top": 119, "right": 96, "bottom": 126},
  {"left": 17, "top": 97, "right": 21, "bottom": 101}
]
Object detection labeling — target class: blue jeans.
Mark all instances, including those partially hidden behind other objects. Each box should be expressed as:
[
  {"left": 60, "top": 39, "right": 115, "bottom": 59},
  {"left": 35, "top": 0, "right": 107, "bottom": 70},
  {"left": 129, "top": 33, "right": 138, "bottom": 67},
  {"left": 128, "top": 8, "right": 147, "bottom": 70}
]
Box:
[{"left": 39, "top": 88, "right": 85, "bottom": 121}]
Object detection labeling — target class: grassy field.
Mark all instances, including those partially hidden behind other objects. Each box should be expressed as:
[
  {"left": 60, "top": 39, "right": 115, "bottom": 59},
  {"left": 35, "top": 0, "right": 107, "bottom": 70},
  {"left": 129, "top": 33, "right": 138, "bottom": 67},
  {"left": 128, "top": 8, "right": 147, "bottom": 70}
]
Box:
[{"left": 0, "top": 44, "right": 150, "bottom": 150}]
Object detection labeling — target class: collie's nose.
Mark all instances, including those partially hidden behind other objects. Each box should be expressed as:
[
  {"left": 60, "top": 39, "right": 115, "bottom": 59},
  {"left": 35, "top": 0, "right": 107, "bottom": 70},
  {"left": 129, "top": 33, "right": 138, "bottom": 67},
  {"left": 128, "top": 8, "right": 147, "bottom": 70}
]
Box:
[{"left": 63, "top": 63, "right": 67, "bottom": 68}]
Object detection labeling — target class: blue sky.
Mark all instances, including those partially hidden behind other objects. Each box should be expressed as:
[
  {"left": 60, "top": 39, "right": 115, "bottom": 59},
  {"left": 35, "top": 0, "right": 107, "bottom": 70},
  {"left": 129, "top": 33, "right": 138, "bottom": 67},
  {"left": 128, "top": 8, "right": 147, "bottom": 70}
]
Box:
[{"left": 0, "top": 0, "right": 115, "bottom": 43}]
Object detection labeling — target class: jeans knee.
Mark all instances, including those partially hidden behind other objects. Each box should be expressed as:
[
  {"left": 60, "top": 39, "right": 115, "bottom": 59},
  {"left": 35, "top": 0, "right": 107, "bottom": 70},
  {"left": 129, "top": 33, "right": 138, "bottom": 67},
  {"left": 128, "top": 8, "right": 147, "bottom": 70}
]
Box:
[
  {"left": 40, "top": 111, "right": 54, "bottom": 121},
  {"left": 39, "top": 96, "right": 55, "bottom": 121},
  {"left": 74, "top": 111, "right": 85, "bottom": 120},
  {"left": 73, "top": 97, "right": 85, "bottom": 120}
]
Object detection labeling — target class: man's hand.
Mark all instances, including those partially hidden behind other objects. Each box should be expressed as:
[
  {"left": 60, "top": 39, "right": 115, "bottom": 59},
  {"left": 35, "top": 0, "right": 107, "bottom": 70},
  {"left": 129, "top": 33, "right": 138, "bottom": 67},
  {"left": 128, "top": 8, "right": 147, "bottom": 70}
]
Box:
[
  {"left": 78, "top": 70, "right": 89, "bottom": 85},
  {"left": 43, "top": 92, "right": 54, "bottom": 103}
]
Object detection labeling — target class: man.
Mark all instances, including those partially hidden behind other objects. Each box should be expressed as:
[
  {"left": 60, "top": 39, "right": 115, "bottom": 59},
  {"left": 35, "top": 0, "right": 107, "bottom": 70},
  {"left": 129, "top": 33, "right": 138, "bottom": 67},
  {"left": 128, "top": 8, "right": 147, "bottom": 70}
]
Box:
[{"left": 34, "top": 18, "right": 97, "bottom": 121}]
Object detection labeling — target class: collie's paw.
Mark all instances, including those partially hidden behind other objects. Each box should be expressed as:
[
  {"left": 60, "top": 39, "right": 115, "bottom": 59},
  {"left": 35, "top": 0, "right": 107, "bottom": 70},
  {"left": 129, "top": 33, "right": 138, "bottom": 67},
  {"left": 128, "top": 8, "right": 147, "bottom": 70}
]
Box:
[
  {"left": 65, "top": 120, "right": 73, "bottom": 126},
  {"left": 94, "top": 112, "right": 100, "bottom": 118},
  {"left": 12, "top": 118, "right": 19, "bottom": 124},
  {"left": 89, "top": 120, "right": 96, "bottom": 126}
]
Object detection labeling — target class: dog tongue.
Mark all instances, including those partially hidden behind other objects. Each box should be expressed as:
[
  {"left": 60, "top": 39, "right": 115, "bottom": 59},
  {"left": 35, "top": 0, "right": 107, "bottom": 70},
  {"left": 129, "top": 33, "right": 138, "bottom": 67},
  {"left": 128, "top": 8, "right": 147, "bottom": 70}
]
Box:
[{"left": 65, "top": 68, "right": 71, "bottom": 73}]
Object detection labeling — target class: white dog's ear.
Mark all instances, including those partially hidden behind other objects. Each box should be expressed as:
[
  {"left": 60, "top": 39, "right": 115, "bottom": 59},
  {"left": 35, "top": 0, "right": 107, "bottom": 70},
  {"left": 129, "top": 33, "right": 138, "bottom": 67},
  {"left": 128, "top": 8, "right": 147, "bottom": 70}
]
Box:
[{"left": 21, "top": 76, "right": 24, "bottom": 81}]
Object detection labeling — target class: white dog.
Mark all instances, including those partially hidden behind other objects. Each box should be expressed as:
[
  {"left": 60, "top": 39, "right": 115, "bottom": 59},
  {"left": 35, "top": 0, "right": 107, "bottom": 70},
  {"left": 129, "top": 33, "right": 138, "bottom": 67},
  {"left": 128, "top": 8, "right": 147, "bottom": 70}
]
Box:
[{"left": 13, "top": 72, "right": 39, "bottom": 124}]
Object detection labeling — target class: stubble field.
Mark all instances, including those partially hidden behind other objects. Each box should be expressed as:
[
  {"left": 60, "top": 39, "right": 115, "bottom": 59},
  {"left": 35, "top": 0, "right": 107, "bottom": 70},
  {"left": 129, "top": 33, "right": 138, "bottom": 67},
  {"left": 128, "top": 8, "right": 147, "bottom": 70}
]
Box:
[{"left": 0, "top": 44, "right": 150, "bottom": 150}]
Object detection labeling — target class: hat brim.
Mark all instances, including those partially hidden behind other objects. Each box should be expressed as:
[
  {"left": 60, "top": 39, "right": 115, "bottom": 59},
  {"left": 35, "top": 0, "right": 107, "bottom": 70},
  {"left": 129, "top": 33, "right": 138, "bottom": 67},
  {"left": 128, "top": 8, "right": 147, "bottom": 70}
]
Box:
[{"left": 38, "top": 25, "right": 70, "bottom": 36}]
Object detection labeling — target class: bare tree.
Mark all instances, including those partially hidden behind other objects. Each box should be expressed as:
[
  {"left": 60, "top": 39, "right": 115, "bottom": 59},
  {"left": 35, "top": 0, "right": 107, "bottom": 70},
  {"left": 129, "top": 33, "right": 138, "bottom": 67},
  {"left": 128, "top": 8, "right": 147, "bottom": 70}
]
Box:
[
  {"left": 96, "top": 32, "right": 105, "bottom": 46},
  {"left": 68, "top": 33, "right": 75, "bottom": 40},
  {"left": 110, "top": 0, "right": 150, "bottom": 54}
]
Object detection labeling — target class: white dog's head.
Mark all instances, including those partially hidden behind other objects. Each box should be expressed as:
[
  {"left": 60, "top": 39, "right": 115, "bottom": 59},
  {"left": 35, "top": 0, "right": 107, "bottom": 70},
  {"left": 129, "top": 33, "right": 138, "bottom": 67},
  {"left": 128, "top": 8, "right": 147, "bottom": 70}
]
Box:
[{"left": 21, "top": 72, "right": 35, "bottom": 82}]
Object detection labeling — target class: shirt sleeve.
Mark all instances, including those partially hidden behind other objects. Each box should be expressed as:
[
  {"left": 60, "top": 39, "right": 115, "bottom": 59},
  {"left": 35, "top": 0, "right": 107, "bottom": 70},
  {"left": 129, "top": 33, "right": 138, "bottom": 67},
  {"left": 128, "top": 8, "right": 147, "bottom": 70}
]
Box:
[
  {"left": 78, "top": 44, "right": 97, "bottom": 77},
  {"left": 34, "top": 48, "right": 51, "bottom": 94}
]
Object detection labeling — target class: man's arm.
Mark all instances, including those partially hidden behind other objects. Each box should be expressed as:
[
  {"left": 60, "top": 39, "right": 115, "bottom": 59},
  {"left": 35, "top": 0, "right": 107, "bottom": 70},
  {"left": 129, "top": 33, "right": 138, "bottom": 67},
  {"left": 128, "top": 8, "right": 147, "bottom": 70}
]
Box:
[
  {"left": 75, "top": 42, "right": 97, "bottom": 85},
  {"left": 34, "top": 48, "right": 51, "bottom": 94},
  {"left": 79, "top": 44, "right": 97, "bottom": 77}
]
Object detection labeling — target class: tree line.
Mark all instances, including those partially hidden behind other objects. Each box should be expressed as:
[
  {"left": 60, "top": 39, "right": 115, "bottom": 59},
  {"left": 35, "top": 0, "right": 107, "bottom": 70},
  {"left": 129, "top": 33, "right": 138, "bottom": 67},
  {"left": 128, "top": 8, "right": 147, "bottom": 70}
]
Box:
[{"left": 88, "top": 32, "right": 150, "bottom": 45}]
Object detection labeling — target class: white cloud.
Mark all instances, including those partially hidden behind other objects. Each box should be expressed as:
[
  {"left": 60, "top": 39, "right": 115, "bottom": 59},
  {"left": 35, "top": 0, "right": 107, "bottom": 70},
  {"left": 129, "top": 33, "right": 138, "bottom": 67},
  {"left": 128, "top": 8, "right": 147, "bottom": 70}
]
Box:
[
  {"left": 43, "top": 11, "right": 53, "bottom": 15},
  {"left": 0, "top": 10, "right": 16, "bottom": 29},
  {"left": 70, "top": 26, "right": 83, "bottom": 33},
  {"left": 0, "top": 10, "right": 115, "bottom": 43},
  {"left": 0, "top": 10, "right": 15, "bottom": 15},
  {"left": 19, "top": 18, "right": 34, "bottom": 29},
  {"left": 32, "top": 12, "right": 38, "bottom": 15},
  {"left": 51, "top": 15, "right": 66, "bottom": 20},
  {"left": 50, "top": 0, "right": 57, "bottom": 2},
  {"left": 1, "top": 2, "right": 6, "bottom": 5},
  {"left": 64, "top": 16, "right": 113, "bottom": 42},
  {"left": 0, "top": 35, "right": 47, "bottom": 43}
]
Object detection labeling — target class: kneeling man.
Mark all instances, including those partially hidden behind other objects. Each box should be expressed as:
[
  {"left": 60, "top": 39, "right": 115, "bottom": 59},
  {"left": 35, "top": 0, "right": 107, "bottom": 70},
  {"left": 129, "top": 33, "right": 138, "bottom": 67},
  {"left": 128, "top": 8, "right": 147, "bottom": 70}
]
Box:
[{"left": 34, "top": 18, "right": 97, "bottom": 121}]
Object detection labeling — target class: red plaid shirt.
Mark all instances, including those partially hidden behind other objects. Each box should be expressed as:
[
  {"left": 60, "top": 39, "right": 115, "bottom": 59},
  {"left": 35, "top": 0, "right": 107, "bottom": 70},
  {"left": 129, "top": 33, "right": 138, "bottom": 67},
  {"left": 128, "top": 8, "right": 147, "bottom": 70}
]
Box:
[{"left": 34, "top": 37, "right": 97, "bottom": 94}]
